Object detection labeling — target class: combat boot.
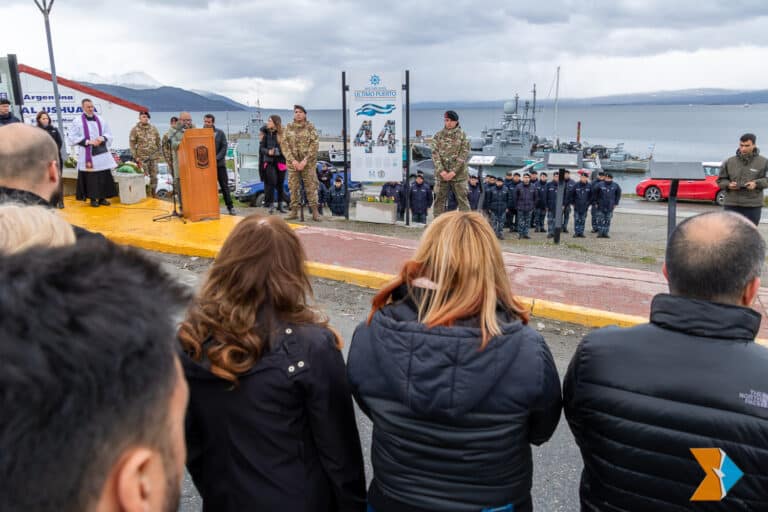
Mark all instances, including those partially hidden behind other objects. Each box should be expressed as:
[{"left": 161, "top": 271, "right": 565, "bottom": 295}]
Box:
[
  {"left": 311, "top": 206, "right": 321, "bottom": 222},
  {"left": 285, "top": 208, "right": 299, "bottom": 220}
]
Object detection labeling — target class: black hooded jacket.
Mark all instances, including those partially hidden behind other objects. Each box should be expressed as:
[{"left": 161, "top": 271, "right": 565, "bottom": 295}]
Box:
[
  {"left": 347, "top": 286, "right": 562, "bottom": 512},
  {"left": 564, "top": 293, "right": 768, "bottom": 511},
  {"left": 182, "top": 322, "right": 367, "bottom": 512}
]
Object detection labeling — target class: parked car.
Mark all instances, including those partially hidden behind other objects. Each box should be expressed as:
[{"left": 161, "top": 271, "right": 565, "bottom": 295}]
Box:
[
  {"left": 155, "top": 162, "right": 173, "bottom": 198},
  {"left": 635, "top": 162, "right": 725, "bottom": 206},
  {"left": 235, "top": 181, "right": 292, "bottom": 207}
]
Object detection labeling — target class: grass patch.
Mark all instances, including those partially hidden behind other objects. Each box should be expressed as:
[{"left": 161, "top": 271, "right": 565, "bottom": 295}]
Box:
[
  {"left": 636, "top": 256, "right": 657, "bottom": 264},
  {"left": 563, "top": 243, "right": 588, "bottom": 252}
]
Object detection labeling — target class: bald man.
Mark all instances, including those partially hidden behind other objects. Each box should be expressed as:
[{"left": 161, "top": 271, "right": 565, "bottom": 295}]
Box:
[
  {"left": 0, "top": 123, "right": 102, "bottom": 240},
  {"left": 564, "top": 211, "right": 768, "bottom": 510}
]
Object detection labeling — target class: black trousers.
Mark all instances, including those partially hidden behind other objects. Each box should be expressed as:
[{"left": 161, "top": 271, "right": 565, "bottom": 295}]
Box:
[
  {"left": 217, "top": 164, "right": 233, "bottom": 208},
  {"left": 264, "top": 164, "right": 287, "bottom": 206},
  {"left": 724, "top": 205, "right": 762, "bottom": 226}
]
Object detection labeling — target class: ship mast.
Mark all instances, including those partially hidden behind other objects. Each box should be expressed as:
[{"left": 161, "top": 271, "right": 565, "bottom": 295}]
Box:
[{"left": 553, "top": 66, "right": 560, "bottom": 149}]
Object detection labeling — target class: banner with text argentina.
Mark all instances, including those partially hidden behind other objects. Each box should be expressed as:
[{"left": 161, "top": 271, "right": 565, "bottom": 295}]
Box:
[{"left": 349, "top": 72, "right": 402, "bottom": 182}]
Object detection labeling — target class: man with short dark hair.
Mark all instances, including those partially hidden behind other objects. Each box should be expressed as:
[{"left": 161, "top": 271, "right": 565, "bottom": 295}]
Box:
[
  {"left": 431, "top": 110, "right": 470, "bottom": 216},
  {"left": 565, "top": 211, "right": 768, "bottom": 511},
  {"left": 168, "top": 112, "right": 195, "bottom": 209},
  {"left": 0, "top": 98, "right": 21, "bottom": 126},
  {"left": 594, "top": 172, "right": 620, "bottom": 238},
  {"left": 283, "top": 105, "right": 321, "bottom": 221},
  {"left": 0, "top": 242, "right": 191, "bottom": 512},
  {"left": 203, "top": 113, "right": 235, "bottom": 215},
  {"left": 0, "top": 123, "right": 99, "bottom": 239},
  {"left": 717, "top": 133, "right": 768, "bottom": 225}
]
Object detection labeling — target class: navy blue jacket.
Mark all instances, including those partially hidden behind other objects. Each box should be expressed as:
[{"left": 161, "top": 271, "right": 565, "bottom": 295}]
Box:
[
  {"left": 514, "top": 182, "right": 537, "bottom": 212},
  {"left": 571, "top": 181, "right": 593, "bottom": 213},
  {"left": 533, "top": 180, "right": 547, "bottom": 208},
  {"left": 380, "top": 183, "right": 404, "bottom": 206},
  {"left": 544, "top": 180, "right": 562, "bottom": 211},
  {"left": 409, "top": 181, "right": 433, "bottom": 214},
  {"left": 467, "top": 183, "right": 482, "bottom": 210},
  {"left": 328, "top": 185, "right": 346, "bottom": 215},
  {"left": 562, "top": 178, "right": 576, "bottom": 206},
  {"left": 596, "top": 181, "right": 622, "bottom": 211},
  {"left": 591, "top": 179, "right": 603, "bottom": 206},
  {"left": 484, "top": 185, "right": 510, "bottom": 216},
  {"left": 348, "top": 285, "right": 561, "bottom": 512}
]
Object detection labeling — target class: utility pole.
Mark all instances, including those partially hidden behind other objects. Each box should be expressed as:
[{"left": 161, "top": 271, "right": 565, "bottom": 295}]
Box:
[{"left": 34, "top": 0, "right": 66, "bottom": 161}]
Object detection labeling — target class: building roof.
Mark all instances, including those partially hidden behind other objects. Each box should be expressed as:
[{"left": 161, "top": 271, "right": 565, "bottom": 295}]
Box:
[{"left": 18, "top": 64, "right": 148, "bottom": 112}]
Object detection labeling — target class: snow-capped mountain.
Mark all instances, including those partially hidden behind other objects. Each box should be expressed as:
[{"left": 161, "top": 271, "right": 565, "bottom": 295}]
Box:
[{"left": 74, "top": 71, "right": 164, "bottom": 90}]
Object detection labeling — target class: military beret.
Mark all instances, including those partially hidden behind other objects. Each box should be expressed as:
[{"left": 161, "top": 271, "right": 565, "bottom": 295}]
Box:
[
  {"left": 444, "top": 110, "right": 459, "bottom": 122},
  {"left": 294, "top": 104, "right": 307, "bottom": 114}
]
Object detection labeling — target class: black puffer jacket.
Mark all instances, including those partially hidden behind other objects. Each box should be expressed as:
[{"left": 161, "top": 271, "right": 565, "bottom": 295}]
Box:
[
  {"left": 564, "top": 293, "right": 768, "bottom": 511},
  {"left": 183, "top": 322, "right": 367, "bottom": 512},
  {"left": 348, "top": 286, "right": 562, "bottom": 512}
]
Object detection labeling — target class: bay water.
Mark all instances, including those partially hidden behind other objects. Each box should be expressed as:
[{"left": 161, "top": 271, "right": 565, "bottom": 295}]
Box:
[{"left": 156, "top": 104, "right": 767, "bottom": 192}]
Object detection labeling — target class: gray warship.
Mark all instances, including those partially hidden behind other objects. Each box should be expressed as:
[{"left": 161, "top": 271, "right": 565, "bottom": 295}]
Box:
[{"left": 469, "top": 88, "right": 540, "bottom": 177}]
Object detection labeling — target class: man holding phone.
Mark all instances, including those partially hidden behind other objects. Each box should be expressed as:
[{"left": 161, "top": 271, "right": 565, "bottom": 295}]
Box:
[{"left": 718, "top": 133, "right": 768, "bottom": 225}]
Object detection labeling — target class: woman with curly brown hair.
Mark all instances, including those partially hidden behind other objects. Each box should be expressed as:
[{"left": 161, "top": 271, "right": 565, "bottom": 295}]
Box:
[{"left": 178, "top": 214, "right": 366, "bottom": 512}]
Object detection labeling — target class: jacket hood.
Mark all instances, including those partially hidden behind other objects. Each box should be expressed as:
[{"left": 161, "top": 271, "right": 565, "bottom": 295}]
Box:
[
  {"left": 736, "top": 147, "right": 760, "bottom": 163},
  {"left": 650, "top": 293, "right": 761, "bottom": 340},
  {"left": 368, "top": 288, "right": 526, "bottom": 418}
]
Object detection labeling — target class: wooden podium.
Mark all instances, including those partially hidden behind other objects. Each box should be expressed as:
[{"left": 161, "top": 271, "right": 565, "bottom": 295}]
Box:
[{"left": 177, "top": 128, "right": 220, "bottom": 222}]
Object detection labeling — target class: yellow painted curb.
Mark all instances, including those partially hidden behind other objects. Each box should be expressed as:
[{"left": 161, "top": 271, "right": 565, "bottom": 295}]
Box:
[
  {"left": 531, "top": 299, "right": 647, "bottom": 328},
  {"left": 306, "top": 262, "right": 394, "bottom": 290}
]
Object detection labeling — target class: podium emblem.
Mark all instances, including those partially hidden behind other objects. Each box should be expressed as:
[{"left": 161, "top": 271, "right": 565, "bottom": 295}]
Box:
[{"left": 195, "top": 146, "right": 210, "bottom": 168}]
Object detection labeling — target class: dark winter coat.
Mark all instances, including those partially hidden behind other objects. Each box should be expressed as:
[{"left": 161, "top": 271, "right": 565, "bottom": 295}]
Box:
[
  {"left": 409, "top": 181, "right": 433, "bottom": 214},
  {"left": 562, "top": 178, "right": 576, "bottom": 206},
  {"left": 564, "top": 293, "right": 768, "bottom": 511},
  {"left": 0, "top": 113, "right": 21, "bottom": 126},
  {"left": 380, "top": 182, "right": 404, "bottom": 209},
  {"left": 318, "top": 181, "right": 329, "bottom": 206},
  {"left": 0, "top": 186, "right": 103, "bottom": 241},
  {"left": 514, "top": 182, "right": 537, "bottom": 212},
  {"left": 534, "top": 180, "right": 547, "bottom": 208},
  {"left": 329, "top": 185, "right": 346, "bottom": 215},
  {"left": 467, "top": 182, "right": 482, "bottom": 210},
  {"left": 183, "top": 322, "right": 367, "bottom": 512},
  {"left": 348, "top": 285, "right": 562, "bottom": 512},
  {"left": 717, "top": 149, "right": 768, "bottom": 207},
  {"left": 590, "top": 179, "right": 603, "bottom": 206},
  {"left": 595, "top": 181, "right": 621, "bottom": 211},
  {"left": 570, "top": 181, "right": 593, "bottom": 213},
  {"left": 212, "top": 126, "right": 228, "bottom": 165},
  {"left": 259, "top": 128, "right": 285, "bottom": 182},
  {"left": 484, "top": 185, "right": 510, "bottom": 216},
  {"left": 544, "top": 180, "right": 561, "bottom": 210}
]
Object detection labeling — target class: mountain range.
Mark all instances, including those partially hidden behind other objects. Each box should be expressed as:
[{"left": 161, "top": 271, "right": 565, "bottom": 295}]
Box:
[{"left": 77, "top": 72, "right": 768, "bottom": 111}]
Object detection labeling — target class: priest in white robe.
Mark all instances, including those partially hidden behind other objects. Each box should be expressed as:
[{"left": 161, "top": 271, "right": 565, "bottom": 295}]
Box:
[{"left": 67, "top": 98, "right": 117, "bottom": 207}]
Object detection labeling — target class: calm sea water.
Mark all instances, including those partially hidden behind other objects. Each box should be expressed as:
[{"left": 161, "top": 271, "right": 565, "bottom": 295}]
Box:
[{"left": 156, "top": 104, "right": 766, "bottom": 191}]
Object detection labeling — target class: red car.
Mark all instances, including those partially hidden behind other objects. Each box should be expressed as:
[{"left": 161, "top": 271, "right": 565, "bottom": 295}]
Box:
[{"left": 635, "top": 162, "right": 725, "bottom": 206}]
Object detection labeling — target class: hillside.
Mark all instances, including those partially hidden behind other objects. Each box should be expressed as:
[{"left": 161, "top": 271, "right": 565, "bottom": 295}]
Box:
[{"left": 82, "top": 82, "right": 249, "bottom": 112}]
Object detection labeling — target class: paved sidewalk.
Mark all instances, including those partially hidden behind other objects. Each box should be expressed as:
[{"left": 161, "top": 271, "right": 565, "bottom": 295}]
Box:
[{"left": 59, "top": 196, "right": 768, "bottom": 339}]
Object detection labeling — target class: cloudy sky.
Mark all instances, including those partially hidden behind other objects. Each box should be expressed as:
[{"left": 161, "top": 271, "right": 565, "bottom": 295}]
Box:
[{"left": 4, "top": 0, "right": 768, "bottom": 108}]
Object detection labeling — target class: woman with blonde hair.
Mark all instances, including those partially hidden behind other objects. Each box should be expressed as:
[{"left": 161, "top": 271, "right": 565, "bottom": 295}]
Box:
[
  {"left": 0, "top": 203, "right": 75, "bottom": 254},
  {"left": 260, "top": 114, "right": 288, "bottom": 214},
  {"left": 348, "top": 210, "right": 561, "bottom": 512},
  {"left": 178, "top": 214, "right": 366, "bottom": 512}
]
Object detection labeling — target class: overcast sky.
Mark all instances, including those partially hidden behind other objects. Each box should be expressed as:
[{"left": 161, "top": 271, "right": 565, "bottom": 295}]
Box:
[{"left": 4, "top": 0, "right": 768, "bottom": 108}]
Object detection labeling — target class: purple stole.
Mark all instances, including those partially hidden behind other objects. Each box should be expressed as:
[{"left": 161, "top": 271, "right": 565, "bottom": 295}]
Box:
[{"left": 82, "top": 114, "right": 103, "bottom": 169}]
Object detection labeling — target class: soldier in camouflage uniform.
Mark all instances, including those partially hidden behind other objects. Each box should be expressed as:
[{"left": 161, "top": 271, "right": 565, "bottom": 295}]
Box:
[
  {"left": 129, "top": 111, "right": 161, "bottom": 197},
  {"left": 282, "top": 105, "right": 321, "bottom": 221},
  {"left": 168, "top": 112, "right": 195, "bottom": 209},
  {"left": 431, "top": 110, "right": 470, "bottom": 217},
  {"left": 161, "top": 116, "right": 178, "bottom": 169}
]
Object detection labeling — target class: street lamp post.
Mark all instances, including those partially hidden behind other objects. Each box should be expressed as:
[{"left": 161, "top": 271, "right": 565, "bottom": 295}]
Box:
[{"left": 34, "top": 0, "right": 66, "bottom": 162}]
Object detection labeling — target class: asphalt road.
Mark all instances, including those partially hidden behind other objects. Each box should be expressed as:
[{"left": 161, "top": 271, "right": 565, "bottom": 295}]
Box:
[{"left": 155, "top": 255, "right": 587, "bottom": 512}]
